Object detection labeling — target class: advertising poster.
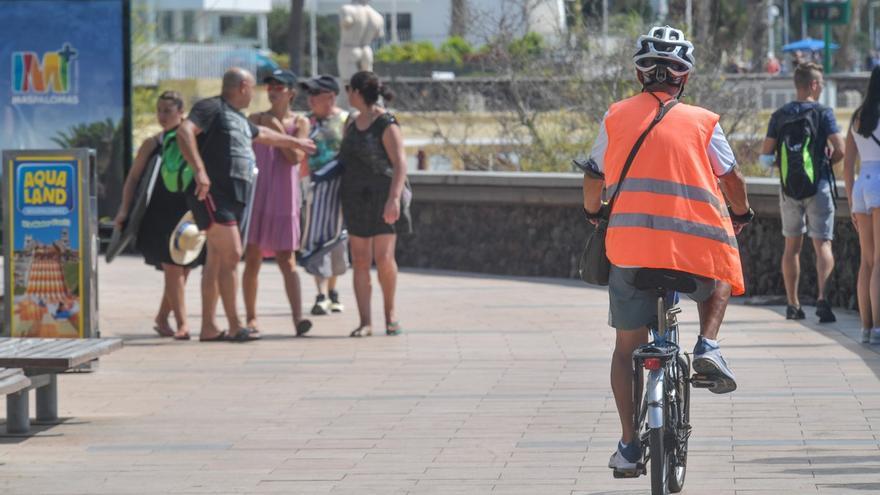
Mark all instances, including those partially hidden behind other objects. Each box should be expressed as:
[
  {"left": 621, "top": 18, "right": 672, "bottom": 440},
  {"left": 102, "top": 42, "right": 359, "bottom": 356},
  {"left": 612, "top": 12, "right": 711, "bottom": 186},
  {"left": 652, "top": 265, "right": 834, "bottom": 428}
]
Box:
[
  {"left": 7, "top": 154, "right": 82, "bottom": 338},
  {"left": 0, "top": 0, "right": 129, "bottom": 218}
]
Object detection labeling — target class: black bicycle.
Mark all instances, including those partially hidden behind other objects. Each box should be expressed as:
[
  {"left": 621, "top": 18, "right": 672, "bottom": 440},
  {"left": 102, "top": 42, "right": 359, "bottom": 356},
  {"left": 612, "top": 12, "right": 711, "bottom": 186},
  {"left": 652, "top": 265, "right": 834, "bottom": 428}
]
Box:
[{"left": 613, "top": 268, "right": 719, "bottom": 494}]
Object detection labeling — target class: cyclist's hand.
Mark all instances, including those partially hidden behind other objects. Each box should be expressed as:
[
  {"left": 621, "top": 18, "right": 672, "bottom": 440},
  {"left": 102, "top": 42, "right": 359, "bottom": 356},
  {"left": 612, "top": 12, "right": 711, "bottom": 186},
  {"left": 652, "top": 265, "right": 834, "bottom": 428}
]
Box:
[{"left": 583, "top": 205, "right": 606, "bottom": 227}]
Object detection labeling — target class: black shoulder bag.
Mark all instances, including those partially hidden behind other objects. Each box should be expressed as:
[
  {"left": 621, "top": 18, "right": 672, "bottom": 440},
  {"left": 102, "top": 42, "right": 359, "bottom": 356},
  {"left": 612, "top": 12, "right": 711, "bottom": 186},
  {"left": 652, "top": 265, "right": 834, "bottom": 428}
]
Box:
[{"left": 578, "top": 97, "right": 679, "bottom": 286}]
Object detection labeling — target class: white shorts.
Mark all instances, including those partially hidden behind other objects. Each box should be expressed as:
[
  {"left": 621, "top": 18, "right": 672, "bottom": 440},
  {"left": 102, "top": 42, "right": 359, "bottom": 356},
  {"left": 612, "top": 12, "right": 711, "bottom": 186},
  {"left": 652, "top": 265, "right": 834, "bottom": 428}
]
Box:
[{"left": 852, "top": 162, "right": 880, "bottom": 215}]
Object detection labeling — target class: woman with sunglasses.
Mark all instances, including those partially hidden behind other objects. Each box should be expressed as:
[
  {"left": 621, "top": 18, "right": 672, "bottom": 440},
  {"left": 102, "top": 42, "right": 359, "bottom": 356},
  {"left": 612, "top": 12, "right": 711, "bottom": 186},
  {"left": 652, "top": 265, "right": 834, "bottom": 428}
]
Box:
[
  {"left": 339, "top": 71, "right": 411, "bottom": 337},
  {"left": 242, "top": 69, "right": 312, "bottom": 337}
]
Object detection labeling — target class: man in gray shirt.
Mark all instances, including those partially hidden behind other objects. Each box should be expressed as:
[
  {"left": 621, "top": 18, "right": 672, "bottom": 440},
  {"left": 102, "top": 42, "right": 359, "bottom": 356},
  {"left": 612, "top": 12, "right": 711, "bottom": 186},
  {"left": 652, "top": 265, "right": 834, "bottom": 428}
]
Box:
[{"left": 177, "top": 67, "right": 316, "bottom": 342}]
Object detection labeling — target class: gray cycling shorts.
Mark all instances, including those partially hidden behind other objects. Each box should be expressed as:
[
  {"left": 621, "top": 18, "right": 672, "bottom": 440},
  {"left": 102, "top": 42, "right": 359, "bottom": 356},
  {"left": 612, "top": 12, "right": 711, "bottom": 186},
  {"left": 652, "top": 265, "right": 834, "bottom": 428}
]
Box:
[
  {"left": 608, "top": 265, "right": 716, "bottom": 331},
  {"left": 780, "top": 181, "right": 835, "bottom": 240}
]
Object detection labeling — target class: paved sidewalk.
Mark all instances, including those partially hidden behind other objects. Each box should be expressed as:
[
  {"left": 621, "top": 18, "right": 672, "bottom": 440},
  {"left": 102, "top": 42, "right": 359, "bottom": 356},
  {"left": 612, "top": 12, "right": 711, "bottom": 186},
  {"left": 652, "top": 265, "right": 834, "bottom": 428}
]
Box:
[{"left": 1, "top": 256, "right": 879, "bottom": 494}]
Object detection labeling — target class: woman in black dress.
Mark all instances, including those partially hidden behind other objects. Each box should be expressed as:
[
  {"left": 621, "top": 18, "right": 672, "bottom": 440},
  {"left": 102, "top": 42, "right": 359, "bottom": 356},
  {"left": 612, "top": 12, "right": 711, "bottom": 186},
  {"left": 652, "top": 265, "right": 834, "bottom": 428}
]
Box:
[
  {"left": 339, "top": 71, "right": 411, "bottom": 337},
  {"left": 113, "top": 91, "right": 202, "bottom": 340}
]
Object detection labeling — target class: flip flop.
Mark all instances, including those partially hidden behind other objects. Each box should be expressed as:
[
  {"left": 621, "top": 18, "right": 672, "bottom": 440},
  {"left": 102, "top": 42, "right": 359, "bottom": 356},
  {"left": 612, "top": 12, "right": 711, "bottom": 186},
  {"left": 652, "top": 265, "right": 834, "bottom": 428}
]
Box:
[
  {"left": 296, "top": 320, "right": 312, "bottom": 336},
  {"left": 246, "top": 326, "right": 261, "bottom": 339},
  {"left": 386, "top": 321, "right": 403, "bottom": 336},
  {"left": 350, "top": 326, "right": 372, "bottom": 337},
  {"left": 153, "top": 325, "right": 174, "bottom": 338},
  {"left": 173, "top": 332, "right": 191, "bottom": 341},
  {"left": 228, "top": 328, "right": 260, "bottom": 342},
  {"left": 199, "top": 331, "right": 227, "bottom": 342}
]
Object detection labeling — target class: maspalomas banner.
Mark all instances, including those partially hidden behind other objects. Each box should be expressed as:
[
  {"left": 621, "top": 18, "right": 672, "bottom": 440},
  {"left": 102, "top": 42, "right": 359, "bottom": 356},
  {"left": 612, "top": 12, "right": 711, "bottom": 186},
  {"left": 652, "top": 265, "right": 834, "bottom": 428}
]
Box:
[{"left": 0, "top": 0, "right": 130, "bottom": 218}]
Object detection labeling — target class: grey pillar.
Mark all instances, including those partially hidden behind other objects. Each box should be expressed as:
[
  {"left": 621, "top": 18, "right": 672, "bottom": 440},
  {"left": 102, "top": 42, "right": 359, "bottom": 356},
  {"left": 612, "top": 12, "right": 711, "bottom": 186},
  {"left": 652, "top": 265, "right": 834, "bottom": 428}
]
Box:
[
  {"left": 35, "top": 375, "right": 58, "bottom": 423},
  {"left": 6, "top": 390, "right": 29, "bottom": 434}
]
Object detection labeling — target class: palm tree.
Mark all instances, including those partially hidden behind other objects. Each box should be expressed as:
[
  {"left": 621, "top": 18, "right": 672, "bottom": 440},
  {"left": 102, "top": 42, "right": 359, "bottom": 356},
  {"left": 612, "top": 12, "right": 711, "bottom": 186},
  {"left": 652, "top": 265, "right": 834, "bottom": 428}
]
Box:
[
  {"left": 451, "top": 0, "right": 467, "bottom": 37},
  {"left": 289, "top": 0, "right": 306, "bottom": 73}
]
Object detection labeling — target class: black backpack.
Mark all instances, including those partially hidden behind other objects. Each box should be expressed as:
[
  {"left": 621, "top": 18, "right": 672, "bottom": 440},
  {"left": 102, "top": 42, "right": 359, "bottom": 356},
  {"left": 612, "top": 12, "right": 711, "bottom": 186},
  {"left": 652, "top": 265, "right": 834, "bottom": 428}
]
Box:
[{"left": 774, "top": 105, "right": 828, "bottom": 200}]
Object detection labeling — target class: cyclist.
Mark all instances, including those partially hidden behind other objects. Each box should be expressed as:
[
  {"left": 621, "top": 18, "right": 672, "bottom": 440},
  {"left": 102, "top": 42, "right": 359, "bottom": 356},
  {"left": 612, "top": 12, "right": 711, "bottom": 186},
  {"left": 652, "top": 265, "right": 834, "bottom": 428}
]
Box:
[{"left": 578, "top": 26, "right": 754, "bottom": 473}]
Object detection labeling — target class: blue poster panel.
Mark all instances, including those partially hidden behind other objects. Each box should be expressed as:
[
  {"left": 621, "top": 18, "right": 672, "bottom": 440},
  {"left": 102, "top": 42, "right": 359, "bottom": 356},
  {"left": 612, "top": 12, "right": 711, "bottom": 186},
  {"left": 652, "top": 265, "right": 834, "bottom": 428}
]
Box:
[
  {"left": 7, "top": 155, "right": 82, "bottom": 338},
  {"left": 0, "top": 0, "right": 127, "bottom": 217}
]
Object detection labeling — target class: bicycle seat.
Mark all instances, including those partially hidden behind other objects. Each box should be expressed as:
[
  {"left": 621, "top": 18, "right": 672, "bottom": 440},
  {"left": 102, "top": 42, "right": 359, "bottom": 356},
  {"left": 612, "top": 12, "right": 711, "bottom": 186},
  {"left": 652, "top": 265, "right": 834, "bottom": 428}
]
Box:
[{"left": 633, "top": 268, "right": 699, "bottom": 294}]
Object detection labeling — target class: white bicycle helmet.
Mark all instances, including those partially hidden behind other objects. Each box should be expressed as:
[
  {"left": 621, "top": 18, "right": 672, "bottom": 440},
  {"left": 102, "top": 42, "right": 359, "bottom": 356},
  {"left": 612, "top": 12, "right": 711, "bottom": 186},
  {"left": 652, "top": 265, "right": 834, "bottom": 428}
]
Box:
[{"left": 633, "top": 25, "right": 695, "bottom": 80}]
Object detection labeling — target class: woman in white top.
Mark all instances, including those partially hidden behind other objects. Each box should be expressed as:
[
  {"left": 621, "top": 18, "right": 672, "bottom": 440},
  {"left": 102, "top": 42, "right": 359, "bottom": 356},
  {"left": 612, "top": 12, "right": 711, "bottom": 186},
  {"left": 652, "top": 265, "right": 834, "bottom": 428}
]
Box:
[{"left": 845, "top": 66, "right": 880, "bottom": 344}]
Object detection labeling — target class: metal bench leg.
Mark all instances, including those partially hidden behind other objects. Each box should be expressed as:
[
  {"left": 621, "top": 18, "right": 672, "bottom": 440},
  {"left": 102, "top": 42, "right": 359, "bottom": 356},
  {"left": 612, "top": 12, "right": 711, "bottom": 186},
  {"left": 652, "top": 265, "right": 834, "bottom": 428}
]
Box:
[
  {"left": 6, "top": 389, "right": 30, "bottom": 434},
  {"left": 36, "top": 374, "right": 58, "bottom": 423}
]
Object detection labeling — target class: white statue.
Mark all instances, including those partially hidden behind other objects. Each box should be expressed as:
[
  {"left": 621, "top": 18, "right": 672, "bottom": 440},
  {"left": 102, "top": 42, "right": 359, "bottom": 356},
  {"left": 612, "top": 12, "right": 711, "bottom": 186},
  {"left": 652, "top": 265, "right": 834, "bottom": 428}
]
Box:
[{"left": 337, "top": 0, "right": 385, "bottom": 84}]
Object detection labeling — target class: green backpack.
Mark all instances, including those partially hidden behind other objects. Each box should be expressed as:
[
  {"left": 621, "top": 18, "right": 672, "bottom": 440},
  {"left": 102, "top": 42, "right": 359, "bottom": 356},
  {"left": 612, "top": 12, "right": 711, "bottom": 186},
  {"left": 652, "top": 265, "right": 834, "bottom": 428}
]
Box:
[{"left": 160, "top": 129, "right": 193, "bottom": 193}]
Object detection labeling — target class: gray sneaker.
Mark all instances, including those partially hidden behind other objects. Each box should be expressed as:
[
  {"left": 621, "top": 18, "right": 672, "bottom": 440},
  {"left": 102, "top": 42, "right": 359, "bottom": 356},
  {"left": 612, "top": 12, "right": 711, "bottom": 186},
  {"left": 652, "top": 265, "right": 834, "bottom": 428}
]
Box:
[
  {"left": 863, "top": 328, "right": 872, "bottom": 344},
  {"left": 692, "top": 337, "right": 737, "bottom": 394},
  {"left": 871, "top": 328, "right": 880, "bottom": 345}
]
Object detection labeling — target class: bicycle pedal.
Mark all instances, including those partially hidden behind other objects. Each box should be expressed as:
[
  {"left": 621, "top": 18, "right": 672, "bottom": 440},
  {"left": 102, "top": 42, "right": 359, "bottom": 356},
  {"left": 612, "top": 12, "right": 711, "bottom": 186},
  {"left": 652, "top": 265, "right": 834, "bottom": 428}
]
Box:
[
  {"left": 612, "top": 468, "right": 642, "bottom": 479},
  {"left": 691, "top": 373, "right": 716, "bottom": 388}
]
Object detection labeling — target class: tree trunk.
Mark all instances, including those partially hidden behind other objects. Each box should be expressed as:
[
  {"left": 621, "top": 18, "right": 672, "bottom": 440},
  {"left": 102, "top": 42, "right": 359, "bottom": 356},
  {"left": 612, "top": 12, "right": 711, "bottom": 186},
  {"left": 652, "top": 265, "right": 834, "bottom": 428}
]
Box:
[
  {"left": 288, "top": 0, "right": 305, "bottom": 74},
  {"left": 746, "top": 0, "right": 770, "bottom": 71},
  {"left": 694, "top": 0, "right": 713, "bottom": 51},
  {"left": 451, "top": 0, "right": 468, "bottom": 37},
  {"left": 836, "top": 0, "right": 863, "bottom": 71}
]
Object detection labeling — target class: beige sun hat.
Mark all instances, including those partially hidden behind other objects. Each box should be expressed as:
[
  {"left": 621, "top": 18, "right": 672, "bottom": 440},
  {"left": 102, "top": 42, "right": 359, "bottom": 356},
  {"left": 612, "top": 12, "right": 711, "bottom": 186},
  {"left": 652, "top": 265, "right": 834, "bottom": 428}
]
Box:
[{"left": 169, "top": 211, "right": 206, "bottom": 265}]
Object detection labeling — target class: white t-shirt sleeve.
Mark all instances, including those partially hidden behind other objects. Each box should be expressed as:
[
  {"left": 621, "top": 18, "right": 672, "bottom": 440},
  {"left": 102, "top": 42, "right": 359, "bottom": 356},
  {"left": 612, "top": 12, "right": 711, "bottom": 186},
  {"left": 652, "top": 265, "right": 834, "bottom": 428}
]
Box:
[
  {"left": 588, "top": 114, "right": 609, "bottom": 173},
  {"left": 707, "top": 123, "right": 737, "bottom": 177}
]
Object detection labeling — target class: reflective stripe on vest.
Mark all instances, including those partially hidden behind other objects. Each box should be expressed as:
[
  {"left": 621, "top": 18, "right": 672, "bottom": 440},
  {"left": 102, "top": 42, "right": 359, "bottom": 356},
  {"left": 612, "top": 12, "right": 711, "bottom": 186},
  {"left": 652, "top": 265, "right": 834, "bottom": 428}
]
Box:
[
  {"left": 609, "top": 213, "right": 738, "bottom": 248},
  {"left": 602, "top": 92, "right": 745, "bottom": 295},
  {"left": 607, "top": 178, "right": 730, "bottom": 218}
]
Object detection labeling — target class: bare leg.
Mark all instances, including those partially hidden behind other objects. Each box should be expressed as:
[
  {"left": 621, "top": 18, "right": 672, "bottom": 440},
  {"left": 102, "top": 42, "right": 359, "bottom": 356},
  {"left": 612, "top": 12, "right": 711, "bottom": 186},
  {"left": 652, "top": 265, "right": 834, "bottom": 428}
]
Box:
[
  {"left": 696, "top": 282, "right": 732, "bottom": 340},
  {"left": 812, "top": 237, "right": 835, "bottom": 302},
  {"left": 328, "top": 275, "right": 338, "bottom": 292},
  {"left": 242, "top": 244, "right": 263, "bottom": 329},
  {"left": 782, "top": 235, "right": 804, "bottom": 307},
  {"left": 314, "top": 276, "right": 328, "bottom": 295},
  {"left": 856, "top": 213, "right": 874, "bottom": 330},
  {"left": 871, "top": 210, "right": 880, "bottom": 328},
  {"left": 611, "top": 328, "right": 649, "bottom": 444},
  {"left": 200, "top": 232, "right": 222, "bottom": 339},
  {"left": 203, "top": 224, "right": 243, "bottom": 336},
  {"left": 373, "top": 234, "right": 398, "bottom": 327},
  {"left": 154, "top": 287, "right": 174, "bottom": 337},
  {"left": 161, "top": 263, "right": 189, "bottom": 338},
  {"left": 349, "top": 235, "right": 373, "bottom": 332},
  {"left": 276, "top": 250, "right": 304, "bottom": 325}
]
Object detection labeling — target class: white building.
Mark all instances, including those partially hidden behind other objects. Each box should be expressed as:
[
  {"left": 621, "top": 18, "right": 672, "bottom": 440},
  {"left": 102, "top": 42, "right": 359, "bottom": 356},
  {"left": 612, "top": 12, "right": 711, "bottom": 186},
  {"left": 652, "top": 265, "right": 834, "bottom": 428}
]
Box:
[
  {"left": 282, "top": 0, "right": 568, "bottom": 46},
  {"left": 141, "top": 0, "right": 273, "bottom": 48},
  {"left": 134, "top": 0, "right": 275, "bottom": 85}
]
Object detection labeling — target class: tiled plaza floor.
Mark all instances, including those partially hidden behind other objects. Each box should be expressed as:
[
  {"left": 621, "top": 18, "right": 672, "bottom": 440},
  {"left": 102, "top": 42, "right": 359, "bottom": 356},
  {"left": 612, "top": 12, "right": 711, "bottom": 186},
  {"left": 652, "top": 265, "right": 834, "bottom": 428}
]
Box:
[{"left": 1, "top": 256, "right": 879, "bottom": 494}]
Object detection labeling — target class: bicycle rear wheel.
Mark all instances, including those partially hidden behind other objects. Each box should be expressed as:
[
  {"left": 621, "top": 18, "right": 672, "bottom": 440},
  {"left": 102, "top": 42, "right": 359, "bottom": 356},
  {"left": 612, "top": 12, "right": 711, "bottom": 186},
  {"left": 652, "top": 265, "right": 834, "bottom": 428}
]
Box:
[
  {"left": 668, "top": 355, "right": 690, "bottom": 493},
  {"left": 649, "top": 426, "right": 669, "bottom": 495}
]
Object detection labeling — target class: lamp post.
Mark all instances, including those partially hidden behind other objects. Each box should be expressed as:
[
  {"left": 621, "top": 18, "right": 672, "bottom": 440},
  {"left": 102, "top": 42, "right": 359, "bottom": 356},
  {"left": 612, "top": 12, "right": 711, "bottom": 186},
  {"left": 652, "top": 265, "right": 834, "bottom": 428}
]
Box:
[
  {"left": 310, "top": 0, "right": 318, "bottom": 76},
  {"left": 391, "top": 0, "right": 399, "bottom": 44},
  {"left": 871, "top": 1, "right": 880, "bottom": 51},
  {"left": 602, "top": 0, "right": 608, "bottom": 54},
  {"left": 768, "top": 4, "right": 780, "bottom": 59}
]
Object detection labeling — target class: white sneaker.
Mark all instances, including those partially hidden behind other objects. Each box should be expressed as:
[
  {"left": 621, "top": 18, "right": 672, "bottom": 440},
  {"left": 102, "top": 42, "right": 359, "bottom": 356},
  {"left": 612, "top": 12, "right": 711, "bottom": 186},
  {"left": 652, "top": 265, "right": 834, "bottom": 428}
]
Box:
[
  {"left": 870, "top": 328, "right": 880, "bottom": 345},
  {"left": 608, "top": 450, "right": 639, "bottom": 471},
  {"left": 862, "top": 328, "right": 872, "bottom": 344}
]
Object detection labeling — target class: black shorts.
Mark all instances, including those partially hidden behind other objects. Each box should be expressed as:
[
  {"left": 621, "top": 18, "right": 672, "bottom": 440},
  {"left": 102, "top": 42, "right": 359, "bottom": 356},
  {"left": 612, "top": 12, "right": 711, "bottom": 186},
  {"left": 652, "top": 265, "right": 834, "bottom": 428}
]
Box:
[{"left": 186, "top": 188, "right": 245, "bottom": 230}]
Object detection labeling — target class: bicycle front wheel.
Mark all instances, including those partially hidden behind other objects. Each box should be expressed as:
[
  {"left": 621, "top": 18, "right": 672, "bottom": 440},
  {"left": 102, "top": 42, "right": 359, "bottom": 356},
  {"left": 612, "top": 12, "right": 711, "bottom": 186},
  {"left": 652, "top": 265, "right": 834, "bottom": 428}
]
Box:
[{"left": 649, "top": 427, "right": 669, "bottom": 495}]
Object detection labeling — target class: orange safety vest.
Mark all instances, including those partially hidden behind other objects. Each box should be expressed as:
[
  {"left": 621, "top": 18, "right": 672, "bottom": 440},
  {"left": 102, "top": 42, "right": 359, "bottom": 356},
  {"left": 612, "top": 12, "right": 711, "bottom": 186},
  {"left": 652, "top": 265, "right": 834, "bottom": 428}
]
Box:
[{"left": 603, "top": 92, "right": 745, "bottom": 295}]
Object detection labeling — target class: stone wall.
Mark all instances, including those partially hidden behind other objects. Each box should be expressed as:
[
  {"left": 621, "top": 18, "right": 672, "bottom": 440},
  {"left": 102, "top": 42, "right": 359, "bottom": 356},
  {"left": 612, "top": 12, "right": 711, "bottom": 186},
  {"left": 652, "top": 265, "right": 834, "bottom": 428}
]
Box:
[{"left": 397, "top": 172, "right": 861, "bottom": 309}]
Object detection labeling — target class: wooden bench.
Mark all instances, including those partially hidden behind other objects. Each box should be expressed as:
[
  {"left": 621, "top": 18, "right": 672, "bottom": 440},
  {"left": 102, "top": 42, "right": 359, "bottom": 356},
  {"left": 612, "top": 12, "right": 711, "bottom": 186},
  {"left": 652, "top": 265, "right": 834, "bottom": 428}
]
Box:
[
  {"left": 0, "top": 367, "right": 31, "bottom": 431},
  {"left": 0, "top": 338, "right": 123, "bottom": 434}
]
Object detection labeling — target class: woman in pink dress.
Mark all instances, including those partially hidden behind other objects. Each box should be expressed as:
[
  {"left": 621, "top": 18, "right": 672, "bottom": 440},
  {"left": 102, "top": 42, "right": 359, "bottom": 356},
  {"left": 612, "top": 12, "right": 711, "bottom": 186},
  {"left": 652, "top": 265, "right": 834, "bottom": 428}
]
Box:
[{"left": 242, "top": 69, "right": 312, "bottom": 336}]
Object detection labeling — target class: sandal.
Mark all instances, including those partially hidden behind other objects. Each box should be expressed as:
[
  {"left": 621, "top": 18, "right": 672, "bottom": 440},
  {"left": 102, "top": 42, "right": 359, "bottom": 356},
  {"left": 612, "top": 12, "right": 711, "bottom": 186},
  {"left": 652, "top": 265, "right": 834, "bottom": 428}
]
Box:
[
  {"left": 296, "top": 319, "right": 312, "bottom": 336},
  {"left": 173, "top": 332, "right": 191, "bottom": 341},
  {"left": 199, "top": 331, "right": 227, "bottom": 342},
  {"left": 246, "top": 326, "right": 261, "bottom": 339},
  {"left": 386, "top": 321, "right": 403, "bottom": 336},
  {"left": 350, "top": 326, "right": 372, "bottom": 338},
  {"left": 153, "top": 325, "right": 174, "bottom": 338},
  {"left": 228, "top": 328, "right": 260, "bottom": 342}
]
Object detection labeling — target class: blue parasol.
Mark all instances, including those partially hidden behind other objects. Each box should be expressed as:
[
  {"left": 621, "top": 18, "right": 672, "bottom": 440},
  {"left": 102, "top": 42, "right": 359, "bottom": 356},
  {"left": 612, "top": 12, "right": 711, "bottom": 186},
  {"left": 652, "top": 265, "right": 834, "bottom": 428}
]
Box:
[{"left": 782, "top": 37, "right": 839, "bottom": 52}]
